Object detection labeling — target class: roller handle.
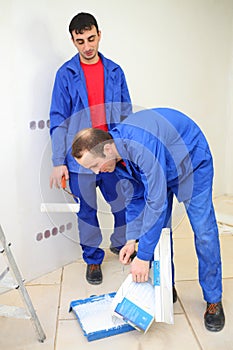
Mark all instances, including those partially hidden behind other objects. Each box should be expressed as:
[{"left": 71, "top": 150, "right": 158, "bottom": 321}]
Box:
[
  {"left": 61, "top": 176, "right": 80, "bottom": 202},
  {"left": 61, "top": 175, "right": 66, "bottom": 189}
]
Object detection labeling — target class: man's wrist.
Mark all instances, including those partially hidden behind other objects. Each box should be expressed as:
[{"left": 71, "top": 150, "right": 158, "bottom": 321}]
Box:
[{"left": 126, "top": 240, "right": 136, "bottom": 245}]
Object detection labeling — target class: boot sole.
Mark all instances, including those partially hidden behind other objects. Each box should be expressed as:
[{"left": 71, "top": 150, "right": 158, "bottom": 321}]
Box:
[
  {"left": 86, "top": 278, "right": 103, "bottom": 285},
  {"left": 205, "top": 322, "right": 225, "bottom": 332}
]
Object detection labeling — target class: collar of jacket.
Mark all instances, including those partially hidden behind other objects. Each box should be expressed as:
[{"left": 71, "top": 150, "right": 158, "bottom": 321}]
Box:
[
  {"left": 66, "top": 52, "right": 119, "bottom": 75},
  {"left": 66, "top": 52, "right": 121, "bottom": 114}
]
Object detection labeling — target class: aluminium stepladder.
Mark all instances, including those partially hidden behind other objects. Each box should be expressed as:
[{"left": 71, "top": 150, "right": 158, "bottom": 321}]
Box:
[{"left": 0, "top": 224, "right": 46, "bottom": 342}]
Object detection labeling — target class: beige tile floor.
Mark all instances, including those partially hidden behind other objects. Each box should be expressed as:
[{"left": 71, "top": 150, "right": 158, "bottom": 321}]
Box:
[{"left": 0, "top": 196, "right": 233, "bottom": 349}]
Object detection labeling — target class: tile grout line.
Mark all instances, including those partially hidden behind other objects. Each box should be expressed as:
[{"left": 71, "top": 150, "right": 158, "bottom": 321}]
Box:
[
  {"left": 53, "top": 267, "right": 64, "bottom": 350},
  {"left": 177, "top": 297, "right": 204, "bottom": 350}
]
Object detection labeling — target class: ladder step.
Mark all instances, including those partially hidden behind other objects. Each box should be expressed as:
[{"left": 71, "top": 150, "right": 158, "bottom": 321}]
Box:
[
  {"left": 0, "top": 270, "right": 19, "bottom": 290},
  {"left": 0, "top": 304, "right": 30, "bottom": 319},
  {"left": 0, "top": 267, "right": 10, "bottom": 281}
]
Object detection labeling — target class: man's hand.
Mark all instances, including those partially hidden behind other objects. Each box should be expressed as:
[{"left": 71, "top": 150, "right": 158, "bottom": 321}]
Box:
[
  {"left": 119, "top": 240, "right": 136, "bottom": 265},
  {"left": 49, "top": 165, "right": 69, "bottom": 189},
  {"left": 130, "top": 257, "right": 150, "bottom": 283}
]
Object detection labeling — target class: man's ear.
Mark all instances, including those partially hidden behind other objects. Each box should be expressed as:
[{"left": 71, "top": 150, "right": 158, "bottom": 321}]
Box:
[
  {"left": 103, "top": 143, "right": 113, "bottom": 156},
  {"left": 71, "top": 36, "right": 75, "bottom": 47}
]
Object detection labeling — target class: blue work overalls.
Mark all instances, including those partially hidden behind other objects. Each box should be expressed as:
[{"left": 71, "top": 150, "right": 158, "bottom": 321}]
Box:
[
  {"left": 50, "top": 52, "right": 132, "bottom": 264},
  {"left": 111, "top": 108, "right": 222, "bottom": 303}
]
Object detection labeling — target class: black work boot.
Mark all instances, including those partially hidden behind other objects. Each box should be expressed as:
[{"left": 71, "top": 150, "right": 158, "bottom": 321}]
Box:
[
  {"left": 110, "top": 244, "right": 137, "bottom": 261},
  {"left": 204, "top": 301, "right": 225, "bottom": 332},
  {"left": 110, "top": 244, "right": 122, "bottom": 255},
  {"left": 86, "top": 264, "right": 103, "bottom": 285}
]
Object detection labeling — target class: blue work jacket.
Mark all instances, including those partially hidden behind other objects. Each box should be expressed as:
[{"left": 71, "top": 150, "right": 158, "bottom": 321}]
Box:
[
  {"left": 110, "top": 108, "right": 213, "bottom": 261},
  {"left": 50, "top": 52, "right": 132, "bottom": 173}
]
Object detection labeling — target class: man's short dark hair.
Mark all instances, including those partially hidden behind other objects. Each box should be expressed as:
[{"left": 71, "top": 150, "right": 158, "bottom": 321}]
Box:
[
  {"left": 72, "top": 128, "right": 113, "bottom": 159},
  {"left": 69, "top": 12, "right": 99, "bottom": 37}
]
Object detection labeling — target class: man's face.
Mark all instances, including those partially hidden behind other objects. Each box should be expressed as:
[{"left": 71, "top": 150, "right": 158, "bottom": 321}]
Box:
[
  {"left": 75, "top": 150, "right": 117, "bottom": 174},
  {"left": 71, "top": 26, "right": 101, "bottom": 64}
]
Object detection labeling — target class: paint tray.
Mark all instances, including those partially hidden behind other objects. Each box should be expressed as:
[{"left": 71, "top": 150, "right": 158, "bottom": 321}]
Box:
[{"left": 69, "top": 292, "right": 135, "bottom": 341}]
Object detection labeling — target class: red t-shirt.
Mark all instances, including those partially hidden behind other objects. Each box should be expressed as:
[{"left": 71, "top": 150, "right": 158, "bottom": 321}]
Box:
[{"left": 81, "top": 59, "right": 108, "bottom": 131}]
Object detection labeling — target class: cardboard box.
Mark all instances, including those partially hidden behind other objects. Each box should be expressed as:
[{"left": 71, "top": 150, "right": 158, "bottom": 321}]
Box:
[
  {"left": 112, "top": 228, "right": 173, "bottom": 332},
  {"left": 111, "top": 274, "right": 155, "bottom": 332},
  {"left": 153, "top": 228, "right": 173, "bottom": 324}
]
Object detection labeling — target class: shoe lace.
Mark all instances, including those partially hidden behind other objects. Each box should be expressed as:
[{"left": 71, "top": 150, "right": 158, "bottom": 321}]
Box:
[
  {"left": 205, "top": 303, "right": 219, "bottom": 315},
  {"left": 89, "top": 264, "right": 99, "bottom": 272}
]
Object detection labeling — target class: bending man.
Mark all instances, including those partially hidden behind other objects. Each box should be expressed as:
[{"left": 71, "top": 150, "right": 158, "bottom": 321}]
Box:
[{"left": 72, "top": 107, "right": 225, "bottom": 332}]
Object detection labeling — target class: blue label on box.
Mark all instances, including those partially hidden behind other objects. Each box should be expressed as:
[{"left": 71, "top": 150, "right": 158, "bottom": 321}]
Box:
[
  {"left": 115, "top": 298, "right": 154, "bottom": 332},
  {"left": 153, "top": 260, "right": 160, "bottom": 286}
]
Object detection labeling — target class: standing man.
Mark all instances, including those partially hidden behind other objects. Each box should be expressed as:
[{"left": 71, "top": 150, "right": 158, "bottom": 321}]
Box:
[
  {"left": 49, "top": 12, "right": 132, "bottom": 285},
  {"left": 72, "top": 108, "right": 225, "bottom": 332}
]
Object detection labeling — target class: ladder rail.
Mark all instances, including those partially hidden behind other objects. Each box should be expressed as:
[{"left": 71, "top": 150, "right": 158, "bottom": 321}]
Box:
[{"left": 0, "top": 225, "right": 46, "bottom": 342}]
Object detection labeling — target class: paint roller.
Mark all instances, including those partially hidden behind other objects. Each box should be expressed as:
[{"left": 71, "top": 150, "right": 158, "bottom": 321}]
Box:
[{"left": 41, "top": 176, "right": 80, "bottom": 213}]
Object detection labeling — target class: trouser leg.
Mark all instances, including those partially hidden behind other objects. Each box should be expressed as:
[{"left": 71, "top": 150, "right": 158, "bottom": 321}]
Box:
[
  {"left": 99, "top": 172, "right": 126, "bottom": 248},
  {"left": 184, "top": 188, "right": 222, "bottom": 303},
  {"left": 69, "top": 172, "right": 104, "bottom": 264}
]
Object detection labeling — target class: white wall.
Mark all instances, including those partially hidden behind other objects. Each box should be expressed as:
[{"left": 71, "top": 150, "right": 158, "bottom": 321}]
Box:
[
  {"left": 0, "top": 0, "right": 232, "bottom": 280},
  {"left": 105, "top": 0, "right": 233, "bottom": 196},
  {"left": 225, "top": 19, "right": 233, "bottom": 195}
]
